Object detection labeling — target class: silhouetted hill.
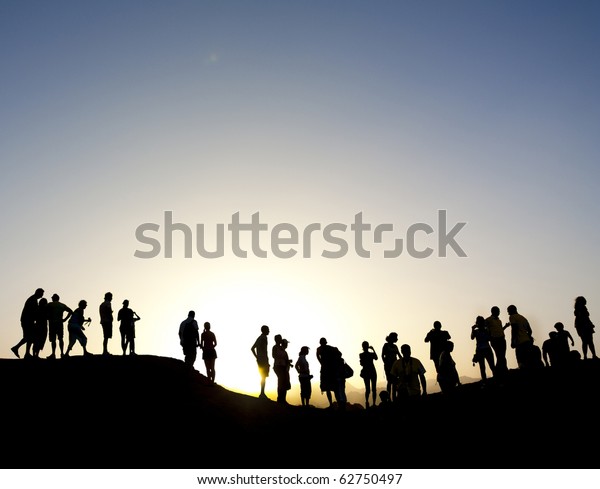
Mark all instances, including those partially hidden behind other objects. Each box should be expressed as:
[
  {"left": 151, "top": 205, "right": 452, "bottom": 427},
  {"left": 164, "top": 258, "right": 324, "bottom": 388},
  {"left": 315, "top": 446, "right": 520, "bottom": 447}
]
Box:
[{"left": 2, "top": 355, "right": 598, "bottom": 468}]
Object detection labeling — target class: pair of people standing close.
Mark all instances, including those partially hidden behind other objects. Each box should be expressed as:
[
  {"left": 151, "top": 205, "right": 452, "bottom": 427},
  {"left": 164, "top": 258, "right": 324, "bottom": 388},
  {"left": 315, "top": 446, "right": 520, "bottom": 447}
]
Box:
[
  {"left": 542, "top": 322, "right": 576, "bottom": 367},
  {"left": 424, "top": 321, "right": 451, "bottom": 374},
  {"left": 424, "top": 321, "right": 460, "bottom": 394},
  {"left": 316, "top": 337, "right": 348, "bottom": 410},
  {"left": 117, "top": 299, "right": 141, "bottom": 356},
  {"left": 383, "top": 335, "right": 427, "bottom": 402},
  {"left": 12, "top": 288, "right": 45, "bottom": 359},
  {"left": 471, "top": 304, "right": 537, "bottom": 380},
  {"left": 390, "top": 344, "right": 427, "bottom": 400},
  {"left": 505, "top": 304, "right": 547, "bottom": 369},
  {"left": 272, "top": 334, "right": 292, "bottom": 404},
  {"left": 99, "top": 293, "right": 142, "bottom": 357},
  {"left": 381, "top": 332, "right": 401, "bottom": 401},
  {"left": 179, "top": 311, "right": 217, "bottom": 382}
]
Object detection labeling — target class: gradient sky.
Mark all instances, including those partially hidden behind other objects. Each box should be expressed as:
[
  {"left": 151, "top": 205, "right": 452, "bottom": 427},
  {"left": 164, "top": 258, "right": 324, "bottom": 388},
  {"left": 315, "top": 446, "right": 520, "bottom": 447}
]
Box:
[{"left": 2, "top": 1, "right": 600, "bottom": 398}]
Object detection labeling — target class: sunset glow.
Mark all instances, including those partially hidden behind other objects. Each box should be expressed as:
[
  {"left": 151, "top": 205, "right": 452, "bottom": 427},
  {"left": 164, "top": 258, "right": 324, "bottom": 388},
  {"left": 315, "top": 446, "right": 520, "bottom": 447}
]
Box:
[{"left": 1, "top": 1, "right": 599, "bottom": 403}]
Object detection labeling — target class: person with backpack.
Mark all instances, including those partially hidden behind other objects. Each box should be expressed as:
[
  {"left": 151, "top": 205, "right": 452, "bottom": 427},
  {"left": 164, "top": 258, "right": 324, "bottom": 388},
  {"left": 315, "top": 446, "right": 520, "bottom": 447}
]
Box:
[{"left": 179, "top": 310, "right": 200, "bottom": 369}]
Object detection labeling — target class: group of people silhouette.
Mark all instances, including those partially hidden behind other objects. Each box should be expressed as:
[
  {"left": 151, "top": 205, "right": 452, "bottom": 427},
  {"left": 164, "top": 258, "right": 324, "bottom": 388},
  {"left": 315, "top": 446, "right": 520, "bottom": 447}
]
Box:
[
  {"left": 11, "top": 288, "right": 141, "bottom": 360},
  {"left": 11, "top": 288, "right": 597, "bottom": 409},
  {"left": 466, "top": 302, "right": 596, "bottom": 388},
  {"left": 250, "top": 298, "right": 597, "bottom": 409},
  {"left": 11, "top": 288, "right": 220, "bottom": 384}
]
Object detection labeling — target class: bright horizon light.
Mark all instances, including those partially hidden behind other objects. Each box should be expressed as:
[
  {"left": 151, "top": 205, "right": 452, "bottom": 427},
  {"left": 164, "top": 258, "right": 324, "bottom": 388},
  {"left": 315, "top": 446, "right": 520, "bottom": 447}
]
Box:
[{"left": 2, "top": 1, "right": 600, "bottom": 406}]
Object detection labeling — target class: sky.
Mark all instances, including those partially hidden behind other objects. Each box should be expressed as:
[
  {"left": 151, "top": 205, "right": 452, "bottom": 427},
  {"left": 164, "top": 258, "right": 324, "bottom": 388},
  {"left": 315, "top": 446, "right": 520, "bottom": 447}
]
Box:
[{"left": 1, "top": 0, "right": 600, "bottom": 401}]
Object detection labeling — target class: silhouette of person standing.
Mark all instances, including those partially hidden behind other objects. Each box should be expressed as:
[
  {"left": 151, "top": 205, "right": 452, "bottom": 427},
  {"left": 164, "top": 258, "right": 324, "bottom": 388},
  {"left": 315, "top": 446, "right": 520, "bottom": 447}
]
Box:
[
  {"left": 272, "top": 335, "right": 292, "bottom": 404},
  {"left": 381, "top": 332, "right": 401, "bottom": 401},
  {"left": 574, "top": 296, "right": 598, "bottom": 360},
  {"left": 200, "top": 321, "right": 217, "bottom": 383},
  {"left": 318, "top": 342, "right": 348, "bottom": 410},
  {"left": 32, "top": 297, "right": 49, "bottom": 358},
  {"left": 485, "top": 306, "right": 509, "bottom": 375},
  {"left": 118, "top": 299, "right": 140, "bottom": 356},
  {"left": 542, "top": 332, "right": 559, "bottom": 367},
  {"left": 471, "top": 316, "right": 495, "bottom": 384},
  {"left": 99, "top": 292, "right": 114, "bottom": 356},
  {"left": 437, "top": 340, "right": 460, "bottom": 394},
  {"left": 295, "top": 346, "right": 312, "bottom": 407},
  {"left": 46, "top": 293, "right": 72, "bottom": 359},
  {"left": 179, "top": 310, "right": 200, "bottom": 369},
  {"left": 12, "top": 287, "right": 44, "bottom": 359},
  {"left": 359, "top": 340, "right": 378, "bottom": 408},
  {"left": 333, "top": 348, "right": 349, "bottom": 411},
  {"left": 316, "top": 337, "right": 337, "bottom": 407},
  {"left": 506, "top": 304, "right": 534, "bottom": 368},
  {"left": 64, "top": 300, "right": 92, "bottom": 357},
  {"left": 281, "top": 339, "right": 293, "bottom": 402},
  {"left": 552, "top": 321, "right": 575, "bottom": 367},
  {"left": 424, "top": 321, "right": 451, "bottom": 373},
  {"left": 390, "top": 344, "right": 427, "bottom": 401},
  {"left": 251, "top": 325, "right": 270, "bottom": 399}
]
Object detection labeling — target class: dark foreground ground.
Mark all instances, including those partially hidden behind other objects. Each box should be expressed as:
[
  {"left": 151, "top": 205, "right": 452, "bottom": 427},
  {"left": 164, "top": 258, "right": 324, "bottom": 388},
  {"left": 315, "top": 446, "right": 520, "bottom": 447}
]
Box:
[{"left": 2, "top": 354, "right": 598, "bottom": 469}]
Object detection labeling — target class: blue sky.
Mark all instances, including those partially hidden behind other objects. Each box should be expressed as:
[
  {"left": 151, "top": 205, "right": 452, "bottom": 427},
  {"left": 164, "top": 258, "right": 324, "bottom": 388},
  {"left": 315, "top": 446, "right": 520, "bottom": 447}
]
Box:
[{"left": 1, "top": 1, "right": 599, "bottom": 396}]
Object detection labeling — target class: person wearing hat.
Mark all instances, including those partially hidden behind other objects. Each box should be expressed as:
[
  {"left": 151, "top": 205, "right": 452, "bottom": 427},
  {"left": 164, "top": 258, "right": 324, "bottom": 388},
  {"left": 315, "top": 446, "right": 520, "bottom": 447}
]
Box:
[
  {"left": 117, "top": 299, "right": 141, "bottom": 356},
  {"left": 45, "top": 293, "right": 73, "bottom": 359}
]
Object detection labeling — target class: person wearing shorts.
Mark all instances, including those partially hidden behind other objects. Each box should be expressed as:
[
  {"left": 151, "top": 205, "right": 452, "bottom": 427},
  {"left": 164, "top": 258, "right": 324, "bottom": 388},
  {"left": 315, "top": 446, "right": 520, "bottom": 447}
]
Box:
[
  {"left": 46, "top": 293, "right": 73, "bottom": 359},
  {"left": 99, "top": 292, "right": 114, "bottom": 356}
]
